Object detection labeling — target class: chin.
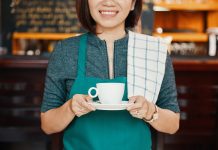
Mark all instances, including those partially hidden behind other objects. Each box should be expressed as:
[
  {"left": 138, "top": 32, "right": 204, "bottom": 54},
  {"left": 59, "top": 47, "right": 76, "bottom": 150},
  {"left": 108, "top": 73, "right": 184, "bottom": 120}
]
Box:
[{"left": 98, "top": 22, "right": 123, "bottom": 29}]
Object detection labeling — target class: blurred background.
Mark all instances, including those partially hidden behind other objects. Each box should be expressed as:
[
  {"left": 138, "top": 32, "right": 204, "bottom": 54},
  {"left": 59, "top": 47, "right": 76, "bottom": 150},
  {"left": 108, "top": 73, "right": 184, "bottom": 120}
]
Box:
[{"left": 0, "top": 0, "right": 218, "bottom": 149}]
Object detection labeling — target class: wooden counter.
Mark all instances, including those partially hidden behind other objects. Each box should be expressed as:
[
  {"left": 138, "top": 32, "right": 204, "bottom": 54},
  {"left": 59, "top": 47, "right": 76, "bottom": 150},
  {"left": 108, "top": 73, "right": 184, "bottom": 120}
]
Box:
[
  {"left": 0, "top": 56, "right": 48, "bottom": 68},
  {"left": 169, "top": 57, "right": 218, "bottom": 150},
  {"left": 173, "top": 57, "right": 218, "bottom": 71},
  {"left": 0, "top": 56, "right": 218, "bottom": 150},
  {"left": 1, "top": 55, "right": 218, "bottom": 70},
  {"left": 0, "top": 56, "right": 50, "bottom": 150}
]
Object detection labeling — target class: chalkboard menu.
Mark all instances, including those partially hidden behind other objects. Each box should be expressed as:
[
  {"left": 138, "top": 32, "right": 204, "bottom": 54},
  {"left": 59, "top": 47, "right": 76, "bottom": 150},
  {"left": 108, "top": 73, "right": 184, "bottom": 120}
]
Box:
[{"left": 13, "top": 0, "right": 84, "bottom": 33}]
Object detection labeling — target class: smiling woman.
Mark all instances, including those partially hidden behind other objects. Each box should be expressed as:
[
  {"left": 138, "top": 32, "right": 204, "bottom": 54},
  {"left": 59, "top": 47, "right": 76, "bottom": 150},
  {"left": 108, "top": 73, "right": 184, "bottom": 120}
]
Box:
[
  {"left": 76, "top": 0, "right": 142, "bottom": 33},
  {"left": 88, "top": 0, "right": 135, "bottom": 30},
  {"left": 40, "top": 0, "right": 180, "bottom": 150}
]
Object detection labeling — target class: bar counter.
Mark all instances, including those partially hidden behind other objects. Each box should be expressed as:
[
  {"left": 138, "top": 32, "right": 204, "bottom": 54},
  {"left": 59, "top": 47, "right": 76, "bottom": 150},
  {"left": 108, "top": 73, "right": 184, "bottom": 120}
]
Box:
[
  {"left": 0, "top": 55, "right": 218, "bottom": 150},
  {"left": 1, "top": 55, "right": 218, "bottom": 70}
]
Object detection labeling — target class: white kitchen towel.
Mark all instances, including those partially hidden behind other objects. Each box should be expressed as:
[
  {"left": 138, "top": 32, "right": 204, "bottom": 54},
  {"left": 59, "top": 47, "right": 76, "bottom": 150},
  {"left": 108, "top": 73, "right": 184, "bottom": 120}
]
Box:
[{"left": 127, "top": 31, "right": 168, "bottom": 103}]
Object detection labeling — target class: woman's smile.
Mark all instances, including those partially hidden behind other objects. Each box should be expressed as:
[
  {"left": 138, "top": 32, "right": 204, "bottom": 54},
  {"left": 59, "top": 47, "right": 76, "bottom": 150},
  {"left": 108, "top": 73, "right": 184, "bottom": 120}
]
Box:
[{"left": 99, "top": 10, "right": 119, "bottom": 18}]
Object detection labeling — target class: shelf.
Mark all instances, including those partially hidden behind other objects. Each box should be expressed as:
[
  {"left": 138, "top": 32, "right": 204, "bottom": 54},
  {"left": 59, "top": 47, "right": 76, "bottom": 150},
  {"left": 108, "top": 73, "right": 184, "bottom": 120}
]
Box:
[
  {"left": 13, "top": 32, "right": 79, "bottom": 40},
  {"left": 12, "top": 32, "right": 80, "bottom": 55},
  {"left": 154, "top": 2, "right": 218, "bottom": 11},
  {"left": 0, "top": 56, "right": 48, "bottom": 69},
  {"left": 173, "top": 58, "right": 218, "bottom": 71},
  {"left": 153, "top": 33, "right": 208, "bottom": 42}
]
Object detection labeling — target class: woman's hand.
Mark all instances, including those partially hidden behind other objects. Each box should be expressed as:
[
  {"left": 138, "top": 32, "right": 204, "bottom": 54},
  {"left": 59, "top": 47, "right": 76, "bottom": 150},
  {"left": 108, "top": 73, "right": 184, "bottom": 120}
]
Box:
[
  {"left": 70, "top": 94, "right": 96, "bottom": 117},
  {"left": 127, "top": 96, "right": 156, "bottom": 120}
]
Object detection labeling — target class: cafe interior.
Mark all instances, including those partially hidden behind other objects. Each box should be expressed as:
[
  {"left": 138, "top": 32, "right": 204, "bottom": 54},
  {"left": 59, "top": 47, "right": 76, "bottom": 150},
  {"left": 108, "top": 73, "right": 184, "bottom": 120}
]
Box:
[{"left": 0, "top": 0, "right": 218, "bottom": 149}]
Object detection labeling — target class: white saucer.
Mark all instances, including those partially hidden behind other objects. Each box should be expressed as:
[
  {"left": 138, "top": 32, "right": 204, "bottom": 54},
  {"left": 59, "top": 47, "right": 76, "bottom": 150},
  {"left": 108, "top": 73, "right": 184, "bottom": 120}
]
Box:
[{"left": 88, "top": 101, "right": 131, "bottom": 110}]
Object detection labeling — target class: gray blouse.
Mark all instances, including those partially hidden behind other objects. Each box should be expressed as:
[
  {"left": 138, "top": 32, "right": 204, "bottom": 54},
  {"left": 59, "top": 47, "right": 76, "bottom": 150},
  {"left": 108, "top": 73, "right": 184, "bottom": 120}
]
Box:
[{"left": 41, "top": 32, "right": 180, "bottom": 113}]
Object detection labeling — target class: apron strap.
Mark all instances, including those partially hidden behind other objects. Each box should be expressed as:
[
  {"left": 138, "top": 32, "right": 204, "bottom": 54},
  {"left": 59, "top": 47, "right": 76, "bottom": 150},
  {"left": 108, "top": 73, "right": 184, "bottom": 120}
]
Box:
[{"left": 77, "top": 33, "right": 88, "bottom": 78}]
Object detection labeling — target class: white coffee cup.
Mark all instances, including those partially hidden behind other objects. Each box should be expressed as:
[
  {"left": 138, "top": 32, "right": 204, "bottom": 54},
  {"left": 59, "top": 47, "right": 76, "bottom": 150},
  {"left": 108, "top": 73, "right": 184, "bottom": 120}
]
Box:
[{"left": 88, "top": 83, "right": 125, "bottom": 104}]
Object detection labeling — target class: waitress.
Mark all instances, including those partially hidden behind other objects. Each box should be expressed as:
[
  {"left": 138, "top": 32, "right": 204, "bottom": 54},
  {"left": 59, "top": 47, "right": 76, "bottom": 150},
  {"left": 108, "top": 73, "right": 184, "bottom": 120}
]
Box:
[{"left": 41, "top": 0, "right": 180, "bottom": 149}]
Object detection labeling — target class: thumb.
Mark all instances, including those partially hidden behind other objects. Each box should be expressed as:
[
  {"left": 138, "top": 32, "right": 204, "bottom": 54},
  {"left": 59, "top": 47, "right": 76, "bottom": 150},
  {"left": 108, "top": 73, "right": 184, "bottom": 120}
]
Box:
[
  {"left": 84, "top": 95, "right": 93, "bottom": 102},
  {"left": 128, "top": 96, "right": 137, "bottom": 104}
]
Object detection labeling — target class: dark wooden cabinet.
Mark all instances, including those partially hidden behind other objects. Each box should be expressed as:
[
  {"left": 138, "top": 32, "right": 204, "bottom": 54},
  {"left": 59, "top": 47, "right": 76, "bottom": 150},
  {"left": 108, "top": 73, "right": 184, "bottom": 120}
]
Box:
[
  {"left": 0, "top": 56, "right": 50, "bottom": 150},
  {"left": 158, "top": 58, "right": 218, "bottom": 150},
  {"left": 0, "top": 56, "right": 218, "bottom": 150}
]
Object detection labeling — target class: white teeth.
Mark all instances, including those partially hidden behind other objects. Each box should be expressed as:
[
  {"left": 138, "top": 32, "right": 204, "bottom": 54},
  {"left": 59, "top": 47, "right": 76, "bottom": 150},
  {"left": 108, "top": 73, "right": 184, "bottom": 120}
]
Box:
[{"left": 100, "top": 11, "right": 116, "bottom": 15}]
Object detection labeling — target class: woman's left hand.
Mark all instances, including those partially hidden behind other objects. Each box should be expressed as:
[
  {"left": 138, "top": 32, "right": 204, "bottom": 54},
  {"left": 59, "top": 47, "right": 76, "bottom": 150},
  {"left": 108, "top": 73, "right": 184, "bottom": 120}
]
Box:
[{"left": 126, "top": 96, "right": 156, "bottom": 120}]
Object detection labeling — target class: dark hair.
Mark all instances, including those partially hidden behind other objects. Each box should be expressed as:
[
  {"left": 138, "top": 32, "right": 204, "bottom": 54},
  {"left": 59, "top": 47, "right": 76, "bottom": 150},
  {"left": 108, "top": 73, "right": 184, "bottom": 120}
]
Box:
[{"left": 76, "top": 0, "right": 142, "bottom": 34}]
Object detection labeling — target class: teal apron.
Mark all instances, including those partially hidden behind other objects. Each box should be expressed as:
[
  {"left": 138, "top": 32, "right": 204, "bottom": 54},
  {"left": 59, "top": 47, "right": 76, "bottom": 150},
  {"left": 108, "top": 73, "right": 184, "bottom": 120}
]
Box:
[{"left": 63, "top": 34, "right": 152, "bottom": 150}]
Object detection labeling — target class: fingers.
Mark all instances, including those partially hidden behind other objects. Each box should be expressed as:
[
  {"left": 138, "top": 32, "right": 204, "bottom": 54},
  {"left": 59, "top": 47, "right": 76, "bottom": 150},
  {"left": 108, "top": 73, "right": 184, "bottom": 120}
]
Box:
[
  {"left": 71, "top": 94, "right": 96, "bottom": 117},
  {"left": 144, "top": 102, "right": 155, "bottom": 120},
  {"left": 127, "top": 96, "right": 151, "bottom": 119},
  {"left": 80, "top": 95, "right": 96, "bottom": 110},
  {"left": 84, "top": 95, "right": 93, "bottom": 103},
  {"left": 128, "top": 96, "right": 137, "bottom": 104},
  {"left": 72, "top": 106, "right": 89, "bottom": 117},
  {"left": 127, "top": 96, "right": 144, "bottom": 111},
  {"left": 129, "top": 108, "right": 147, "bottom": 119},
  {"left": 127, "top": 103, "right": 142, "bottom": 110}
]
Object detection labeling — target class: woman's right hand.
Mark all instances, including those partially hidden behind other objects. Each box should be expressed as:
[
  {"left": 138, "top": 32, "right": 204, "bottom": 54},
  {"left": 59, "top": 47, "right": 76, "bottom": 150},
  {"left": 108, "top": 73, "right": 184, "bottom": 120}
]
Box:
[{"left": 70, "top": 94, "right": 96, "bottom": 117}]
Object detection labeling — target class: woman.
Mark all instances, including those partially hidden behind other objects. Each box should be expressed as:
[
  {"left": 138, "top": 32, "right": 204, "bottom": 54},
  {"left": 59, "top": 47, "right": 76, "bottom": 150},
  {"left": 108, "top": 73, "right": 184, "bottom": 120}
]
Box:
[{"left": 41, "top": 0, "right": 180, "bottom": 149}]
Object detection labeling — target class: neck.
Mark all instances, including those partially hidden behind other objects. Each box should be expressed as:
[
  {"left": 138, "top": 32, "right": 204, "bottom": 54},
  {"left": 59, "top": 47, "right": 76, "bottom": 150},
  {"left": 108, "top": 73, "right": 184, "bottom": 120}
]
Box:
[{"left": 96, "top": 24, "right": 126, "bottom": 43}]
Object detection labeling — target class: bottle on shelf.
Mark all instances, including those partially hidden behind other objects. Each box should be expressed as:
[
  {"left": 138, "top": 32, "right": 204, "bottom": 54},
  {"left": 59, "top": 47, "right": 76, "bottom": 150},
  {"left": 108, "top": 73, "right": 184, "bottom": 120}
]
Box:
[{"left": 207, "top": 27, "right": 218, "bottom": 56}]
